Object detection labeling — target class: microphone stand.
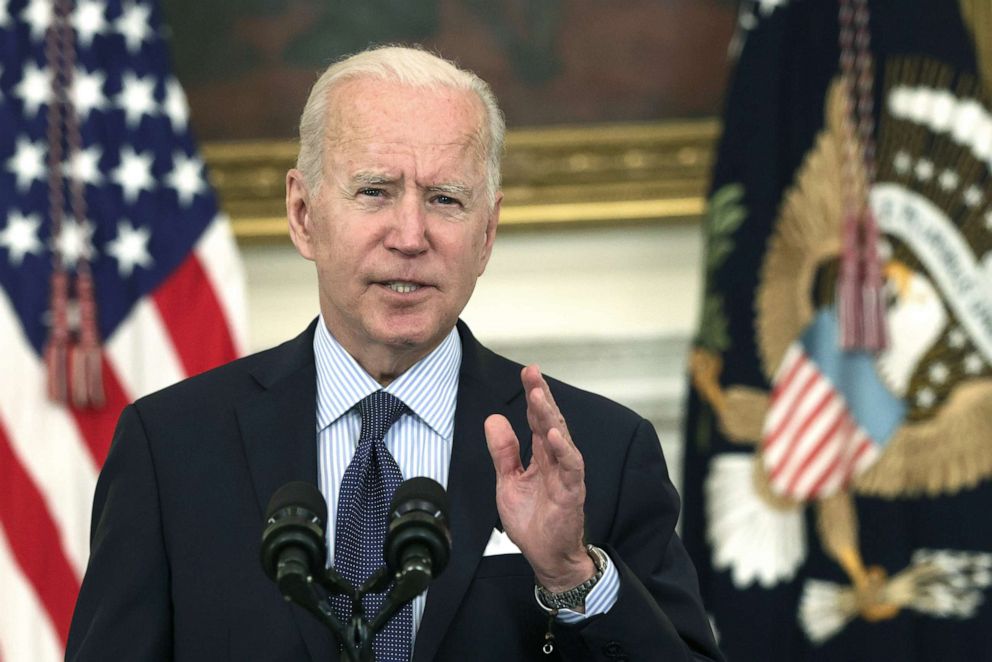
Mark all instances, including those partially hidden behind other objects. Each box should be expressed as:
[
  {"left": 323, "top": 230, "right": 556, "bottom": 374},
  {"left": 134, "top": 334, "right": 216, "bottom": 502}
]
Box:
[{"left": 274, "top": 559, "right": 432, "bottom": 662}]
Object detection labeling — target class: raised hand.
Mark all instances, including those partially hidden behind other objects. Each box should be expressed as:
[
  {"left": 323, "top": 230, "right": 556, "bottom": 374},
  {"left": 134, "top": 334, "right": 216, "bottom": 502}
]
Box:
[{"left": 484, "top": 365, "right": 595, "bottom": 592}]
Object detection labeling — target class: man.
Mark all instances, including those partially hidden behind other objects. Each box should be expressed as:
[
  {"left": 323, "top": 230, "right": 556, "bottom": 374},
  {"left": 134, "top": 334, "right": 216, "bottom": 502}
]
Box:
[{"left": 67, "top": 46, "right": 722, "bottom": 661}]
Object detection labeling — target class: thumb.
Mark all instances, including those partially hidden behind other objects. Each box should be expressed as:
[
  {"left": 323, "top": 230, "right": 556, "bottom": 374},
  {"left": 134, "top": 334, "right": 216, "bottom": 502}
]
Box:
[{"left": 484, "top": 414, "right": 522, "bottom": 478}]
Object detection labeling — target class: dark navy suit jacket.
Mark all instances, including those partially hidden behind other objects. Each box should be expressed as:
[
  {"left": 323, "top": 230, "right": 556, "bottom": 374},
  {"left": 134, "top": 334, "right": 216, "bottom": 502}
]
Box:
[{"left": 67, "top": 320, "right": 723, "bottom": 661}]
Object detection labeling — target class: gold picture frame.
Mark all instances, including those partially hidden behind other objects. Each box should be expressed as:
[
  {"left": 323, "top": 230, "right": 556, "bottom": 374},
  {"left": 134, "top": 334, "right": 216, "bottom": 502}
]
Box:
[{"left": 203, "top": 119, "right": 719, "bottom": 243}]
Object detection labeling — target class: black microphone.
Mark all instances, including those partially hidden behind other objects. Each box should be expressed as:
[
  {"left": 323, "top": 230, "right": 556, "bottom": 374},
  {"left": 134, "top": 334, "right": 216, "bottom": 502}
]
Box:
[
  {"left": 367, "top": 477, "right": 452, "bottom": 634},
  {"left": 384, "top": 477, "right": 451, "bottom": 599},
  {"left": 260, "top": 481, "right": 328, "bottom": 606}
]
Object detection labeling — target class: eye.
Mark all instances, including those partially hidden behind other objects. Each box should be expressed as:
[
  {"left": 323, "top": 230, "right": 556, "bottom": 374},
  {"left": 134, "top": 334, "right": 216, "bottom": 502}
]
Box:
[
  {"left": 358, "top": 187, "right": 385, "bottom": 198},
  {"left": 432, "top": 194, "right": 461, "bottom": 206}
]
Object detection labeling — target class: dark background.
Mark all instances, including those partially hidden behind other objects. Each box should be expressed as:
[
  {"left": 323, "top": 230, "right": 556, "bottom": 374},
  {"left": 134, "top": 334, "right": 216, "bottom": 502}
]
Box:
[{"left": 161, "top": 0, "right": 737, "bottom": 141}]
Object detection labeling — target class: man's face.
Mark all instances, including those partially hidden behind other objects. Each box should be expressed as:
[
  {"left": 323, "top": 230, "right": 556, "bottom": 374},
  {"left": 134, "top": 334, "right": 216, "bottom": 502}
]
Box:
[{"left": 287, "top": 78, "right": 500, "bottom": 373}]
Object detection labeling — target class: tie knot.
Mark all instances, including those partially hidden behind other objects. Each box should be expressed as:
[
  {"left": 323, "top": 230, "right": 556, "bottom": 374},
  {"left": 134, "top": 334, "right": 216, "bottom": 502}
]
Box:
[{"left": 357, "top": 391, "right": 406, "bottom": 442}]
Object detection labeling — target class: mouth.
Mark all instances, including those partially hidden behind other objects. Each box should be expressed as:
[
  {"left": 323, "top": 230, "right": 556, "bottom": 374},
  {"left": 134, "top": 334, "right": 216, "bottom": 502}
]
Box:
[{"left": 378, "top": 280, "right": 431, "bottom": 294}]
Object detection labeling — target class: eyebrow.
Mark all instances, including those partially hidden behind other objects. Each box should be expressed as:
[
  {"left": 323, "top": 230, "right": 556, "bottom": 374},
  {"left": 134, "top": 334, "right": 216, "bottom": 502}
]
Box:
[
  {"left": 426, "top": 183, "right": 473, "bottom": 198},
  {"left": 351, "top": 171, "right": 396, "bottom": 187},
  {"left": 350, "top": 172, "right": 475, "bottom": 198}
]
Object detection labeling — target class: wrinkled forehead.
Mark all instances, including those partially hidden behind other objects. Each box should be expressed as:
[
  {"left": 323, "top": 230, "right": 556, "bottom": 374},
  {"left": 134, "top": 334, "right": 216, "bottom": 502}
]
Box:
[{"left": 323, "top": 77, "right": 488, "bottom": 161}]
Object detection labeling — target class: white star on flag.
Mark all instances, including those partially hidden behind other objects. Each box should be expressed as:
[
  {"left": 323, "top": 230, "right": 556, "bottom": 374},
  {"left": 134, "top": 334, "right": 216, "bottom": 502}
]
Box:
[
  {"left": 0, "top": 0, "right": 249, "bottom": 657},
  {"left": 937, "top": 169, "right": 959, "bottom": 191},
  {"left": 915, "top": 387, "right": 936, "bottom": 408},
  {"left": 52, "top": 218, "right": 97, "bottom": 268},
  {"left": 115, "top": 2, "right": 153, "bottom": 52},
  {"left": 964, "top": 352, "right": 985, "bottom": 375},
  {"left": 65, "top": 145, "right": 104, "bottom": 187},
  {"left": 111, "top": 146, "right": 155, "bottom": 202},
  {"left": 0, "top": 210, "right": 44, "bottom": 265},
  {"left": 6, "top": 137, "right": 46, "bottom": 192},
  {"left": 71, "top": 66, "right": 108, "bottom": 120},
  {"left": 893, "top": 150, "right": 912, "bottom": 174},
  {"left": 166, "top": 152, "right": 207, "bottom": 206},
  {"left": 163, "top": 77, "right": 190, "bottom": 131},
  {"left": 106, "top": 220, "right": 154, "bottom": 276},
  {"left": 116, "top": 71, "right": 157, "bottom": 127},
  {"left": 928, "top": 362, "right": 949, "bottom": 385},
  {"left": 964, "top": 185, "right": 983, "bottom": 207},
  {"left": 72, "top": 0, "right": 108, "bottom": 48},
  {"left": 14, "top": 61, "right": 50, "bottom": 117},
  {"left": 20, "top": 0, "right": 52, "bottom": 42}
]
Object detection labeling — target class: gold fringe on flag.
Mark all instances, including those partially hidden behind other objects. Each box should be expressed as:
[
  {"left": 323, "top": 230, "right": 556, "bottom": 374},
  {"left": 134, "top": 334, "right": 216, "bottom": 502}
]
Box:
[{"left": 958, "top": 0, "right": 992, "bottom": 95}]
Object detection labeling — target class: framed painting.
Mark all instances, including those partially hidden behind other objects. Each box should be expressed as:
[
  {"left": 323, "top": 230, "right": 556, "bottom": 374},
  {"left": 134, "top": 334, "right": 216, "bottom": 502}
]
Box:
[{"left": 162, "top": 0, "right": 737, "bottom": 239}]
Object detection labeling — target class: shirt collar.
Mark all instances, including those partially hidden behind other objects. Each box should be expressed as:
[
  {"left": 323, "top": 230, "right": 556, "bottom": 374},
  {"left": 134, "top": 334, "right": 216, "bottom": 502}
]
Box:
[{"left": 313, "top": 315, "right": 461, "bottom": 440}]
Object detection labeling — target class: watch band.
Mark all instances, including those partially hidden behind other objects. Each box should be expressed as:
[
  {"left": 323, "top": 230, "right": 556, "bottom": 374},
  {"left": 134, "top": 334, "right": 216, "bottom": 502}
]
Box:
[{"left": 534, "top": 545, "right": 608, "bottom": 613}]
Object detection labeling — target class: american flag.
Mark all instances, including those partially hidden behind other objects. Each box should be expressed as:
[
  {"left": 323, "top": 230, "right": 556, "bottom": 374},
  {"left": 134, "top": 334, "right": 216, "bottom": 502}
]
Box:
[
  {"left": 0, "top": 1, "right": 247, "bottom": 659},
  {"left": 762, "top": 342, "right": 880, "bottom": 500},
  {"left": 759, "top": 307, "right": 905, "bottom": 502}
]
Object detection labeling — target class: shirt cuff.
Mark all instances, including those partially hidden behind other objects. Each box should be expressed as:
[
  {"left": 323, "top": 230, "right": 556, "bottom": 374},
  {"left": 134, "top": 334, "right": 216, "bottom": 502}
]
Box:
[{"left": 554, "top": 553, "right": 619, "bottom": 623}]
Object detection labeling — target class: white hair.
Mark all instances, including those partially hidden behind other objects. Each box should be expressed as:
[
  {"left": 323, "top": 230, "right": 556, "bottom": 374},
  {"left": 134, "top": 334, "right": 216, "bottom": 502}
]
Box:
[{"left": 296, "top": 45, "right": 505, "bottom": 207}]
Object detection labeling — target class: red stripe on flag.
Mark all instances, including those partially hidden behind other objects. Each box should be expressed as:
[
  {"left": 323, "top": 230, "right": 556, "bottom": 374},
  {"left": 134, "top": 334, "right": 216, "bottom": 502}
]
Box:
[
  {"left": 769, "top": 387, "right": 834, "bottom": 481},
  {"left": 766, "top": 380, "right": 830, "bottom": 472},
  {"left": 801, "top": 417, "right": 854, "bottom": 498},
  {"left": 0, "top": 418, "right": 80, "bottom": 645},
  {"left": 785, "top": 409, "right": 847, "bottom": 495},
  {"left": 68, "top": 355, "right": 130, "bottom": 468},
  {"left": 764, "top": 368, "right": 821, "bottom": 450},
  {"left": 848, "top": 435, "right": 875, "bottom": 472},
  {"left": 770, "top": 349, "right": 805, "bottom": 400},
  {"left": 152, "top": 255, "right": 238, "bottom": 377}
]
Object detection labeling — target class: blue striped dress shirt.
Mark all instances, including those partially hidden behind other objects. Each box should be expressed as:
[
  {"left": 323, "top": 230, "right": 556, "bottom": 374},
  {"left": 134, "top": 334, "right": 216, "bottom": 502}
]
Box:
[{"left": 312, "top": 316, "right": 619, "bottom": 648}]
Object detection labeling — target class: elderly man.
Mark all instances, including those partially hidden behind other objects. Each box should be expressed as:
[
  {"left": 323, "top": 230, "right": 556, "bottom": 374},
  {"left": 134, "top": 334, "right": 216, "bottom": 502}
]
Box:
[{"left": 67, "top": 46, "right": 722, "bottom": 661}]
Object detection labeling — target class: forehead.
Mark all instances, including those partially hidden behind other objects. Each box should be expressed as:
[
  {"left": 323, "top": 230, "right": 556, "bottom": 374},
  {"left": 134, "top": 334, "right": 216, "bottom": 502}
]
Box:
[{"left": 324, "top": 78, "right": 486, "bottom": 164}]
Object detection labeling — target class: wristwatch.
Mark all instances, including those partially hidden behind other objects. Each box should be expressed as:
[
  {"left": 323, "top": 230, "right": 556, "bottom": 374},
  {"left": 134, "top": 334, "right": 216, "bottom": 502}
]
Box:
[{"left": 534, "top": 544, "right": 608, "bottom": 613}]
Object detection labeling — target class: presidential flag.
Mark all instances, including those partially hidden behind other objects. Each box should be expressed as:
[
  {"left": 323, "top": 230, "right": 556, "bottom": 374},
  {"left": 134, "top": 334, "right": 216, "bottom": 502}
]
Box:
[
  {"left": 0, "top": 1, "right": 247, "bottom": 659},
  {"left": 683, "top": 0, "right": 992, "bottom": 659}
]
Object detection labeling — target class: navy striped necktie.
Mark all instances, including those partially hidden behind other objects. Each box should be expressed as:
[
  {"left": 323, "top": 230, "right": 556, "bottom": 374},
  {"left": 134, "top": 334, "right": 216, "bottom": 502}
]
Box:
[{"left": 333, "top": 390, "right": 412, "bottom": 661}]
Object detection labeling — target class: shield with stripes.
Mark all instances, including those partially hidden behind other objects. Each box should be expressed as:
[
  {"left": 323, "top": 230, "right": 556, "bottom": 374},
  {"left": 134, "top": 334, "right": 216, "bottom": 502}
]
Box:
[{"left": 761, "top": 308, "right": 904, "bottom": 500}]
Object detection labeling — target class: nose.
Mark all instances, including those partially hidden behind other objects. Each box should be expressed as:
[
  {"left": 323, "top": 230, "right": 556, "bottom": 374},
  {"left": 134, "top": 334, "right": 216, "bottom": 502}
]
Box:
[{"left": 384, "top": 193, "right": 429, "bottom": 256}]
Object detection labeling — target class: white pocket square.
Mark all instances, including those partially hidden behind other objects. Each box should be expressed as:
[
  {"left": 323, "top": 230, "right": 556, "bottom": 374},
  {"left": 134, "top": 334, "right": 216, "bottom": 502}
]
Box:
[{"left": 482, "top": 528, "right": 522, "bottom": 556}]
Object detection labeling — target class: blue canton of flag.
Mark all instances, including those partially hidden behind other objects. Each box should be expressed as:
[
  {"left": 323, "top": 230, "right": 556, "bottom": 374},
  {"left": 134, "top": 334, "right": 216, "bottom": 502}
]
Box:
[{"left": 0, "top": 1, "right": 247, "bottom": 659}]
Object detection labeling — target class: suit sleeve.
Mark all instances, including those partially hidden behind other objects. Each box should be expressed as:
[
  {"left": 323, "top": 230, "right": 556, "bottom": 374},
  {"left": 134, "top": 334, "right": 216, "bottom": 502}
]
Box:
[
  {"left": 553, "top": 418, "right": 724, "bottom": 662},
  {"left": 66, "top": 404, "right": 174, "bottom": 661}
]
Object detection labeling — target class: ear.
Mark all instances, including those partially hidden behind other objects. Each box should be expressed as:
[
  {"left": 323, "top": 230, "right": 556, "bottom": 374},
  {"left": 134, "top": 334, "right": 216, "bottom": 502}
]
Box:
[
  {"left": 286, "top": 168, "right": 316, "bottom": 261},
  {"left": 477, "top": 192, "right": 502, "bottom": 276}
]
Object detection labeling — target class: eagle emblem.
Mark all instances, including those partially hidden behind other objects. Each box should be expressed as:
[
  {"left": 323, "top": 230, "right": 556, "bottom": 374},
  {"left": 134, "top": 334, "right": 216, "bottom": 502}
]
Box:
[{"left": 693, "top": 58, "right": 992, "bottom": 642}]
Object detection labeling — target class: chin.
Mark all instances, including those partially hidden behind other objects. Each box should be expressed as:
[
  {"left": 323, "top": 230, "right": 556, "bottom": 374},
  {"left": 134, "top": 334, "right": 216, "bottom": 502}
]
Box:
[{"left": 372, "top": 318, "right": 447, "bottom": 352}]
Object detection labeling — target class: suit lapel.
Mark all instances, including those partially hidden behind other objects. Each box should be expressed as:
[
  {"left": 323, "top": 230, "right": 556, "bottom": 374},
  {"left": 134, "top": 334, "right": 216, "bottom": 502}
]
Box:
[
  {"left": 238, "top": 320, "right": 320, "bottom": 521},
  {"left": 236, "top": 319, "right": 337, "bottom": 662},
  {"left": 412, "top": 322, "right": 528, "bottom": 662},
  {"left": 235, "top": 320, "right": 529, "bottom": 661}
]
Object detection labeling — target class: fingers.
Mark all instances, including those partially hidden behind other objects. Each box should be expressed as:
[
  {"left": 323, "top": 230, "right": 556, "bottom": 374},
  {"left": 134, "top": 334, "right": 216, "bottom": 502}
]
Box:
[
  {"left": 546, "top": 426, "right": 584, "bottom": 475},
  {"left": 484, "top": 414, "right": 523, "bottom": 478},
  {"left": 522, "top": 365, "right": 571, "bottom": 446},
  {"left": 521, "top": 366, "right": 584, "bottom": 480},
  {"left": 521, "top": 364, "right": 553, "bottom": 410}
]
